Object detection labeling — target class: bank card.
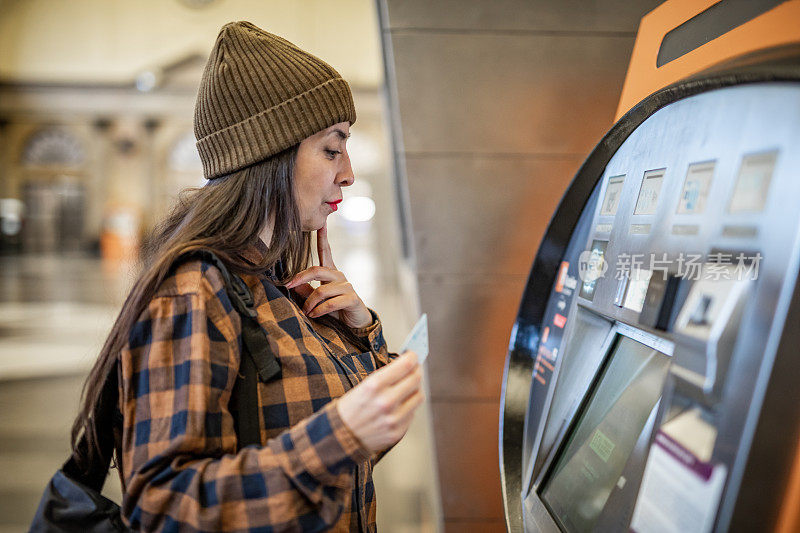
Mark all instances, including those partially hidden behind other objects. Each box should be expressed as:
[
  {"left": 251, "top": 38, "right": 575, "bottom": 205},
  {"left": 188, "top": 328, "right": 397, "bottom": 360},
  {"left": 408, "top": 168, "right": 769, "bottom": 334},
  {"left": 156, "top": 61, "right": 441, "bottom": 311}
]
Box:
[{"left": 400, "top": 313, "right": 429, "bottom": 364}]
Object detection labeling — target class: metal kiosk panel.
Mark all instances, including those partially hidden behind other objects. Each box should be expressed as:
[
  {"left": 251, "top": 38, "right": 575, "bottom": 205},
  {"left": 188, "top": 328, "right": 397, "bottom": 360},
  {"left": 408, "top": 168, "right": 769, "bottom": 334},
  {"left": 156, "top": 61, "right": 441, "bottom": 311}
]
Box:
[{"left": 499, "top": 61, "right": 800, "bottom": 532}]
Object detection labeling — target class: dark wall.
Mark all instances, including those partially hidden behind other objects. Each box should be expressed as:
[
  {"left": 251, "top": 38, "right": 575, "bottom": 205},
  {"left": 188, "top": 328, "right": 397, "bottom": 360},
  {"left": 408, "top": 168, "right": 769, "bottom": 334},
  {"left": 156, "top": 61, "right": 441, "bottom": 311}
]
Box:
[{"left": 378, "top": 2, "right": 663, "bottom": 530}]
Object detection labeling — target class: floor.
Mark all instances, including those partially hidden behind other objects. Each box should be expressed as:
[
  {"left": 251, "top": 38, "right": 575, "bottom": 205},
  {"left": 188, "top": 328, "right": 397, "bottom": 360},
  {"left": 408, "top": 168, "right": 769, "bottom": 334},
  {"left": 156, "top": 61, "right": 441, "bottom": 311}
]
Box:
[{"left": 0, "top": 250, "right": 441, "bottom": 532}]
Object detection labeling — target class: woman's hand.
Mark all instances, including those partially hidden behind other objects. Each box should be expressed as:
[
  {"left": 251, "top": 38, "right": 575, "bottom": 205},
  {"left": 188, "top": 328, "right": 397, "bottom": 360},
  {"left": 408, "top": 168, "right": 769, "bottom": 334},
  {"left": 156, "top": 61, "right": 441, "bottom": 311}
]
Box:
[
  {"left": 286, "top": 222, "right": 373, "bottom": 329},
  {"left": 336, "top": 351, "right": 424, "bottom": 453}
]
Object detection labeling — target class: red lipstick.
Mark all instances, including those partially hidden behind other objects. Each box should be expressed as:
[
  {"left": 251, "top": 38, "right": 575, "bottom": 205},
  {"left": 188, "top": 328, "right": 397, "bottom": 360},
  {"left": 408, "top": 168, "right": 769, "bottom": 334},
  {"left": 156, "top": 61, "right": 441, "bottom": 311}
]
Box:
[{"left": 326, "top": 200, "right": 342, "bottom": 212}]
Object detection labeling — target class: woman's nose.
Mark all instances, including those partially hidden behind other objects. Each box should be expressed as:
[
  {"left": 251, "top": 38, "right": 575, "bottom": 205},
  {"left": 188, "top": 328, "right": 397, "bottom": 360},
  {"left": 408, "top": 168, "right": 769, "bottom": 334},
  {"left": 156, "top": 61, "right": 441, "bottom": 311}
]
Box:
[{"left": 337, "top": 150, "right": 355, "bottom": 187}]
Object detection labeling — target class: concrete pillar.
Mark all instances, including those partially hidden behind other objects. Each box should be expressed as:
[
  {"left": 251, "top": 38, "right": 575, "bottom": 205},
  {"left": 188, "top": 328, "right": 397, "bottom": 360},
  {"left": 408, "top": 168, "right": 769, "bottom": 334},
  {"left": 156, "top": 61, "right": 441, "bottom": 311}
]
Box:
[{"left": 377, "top": 1, "right": 662, "bottom": 530}]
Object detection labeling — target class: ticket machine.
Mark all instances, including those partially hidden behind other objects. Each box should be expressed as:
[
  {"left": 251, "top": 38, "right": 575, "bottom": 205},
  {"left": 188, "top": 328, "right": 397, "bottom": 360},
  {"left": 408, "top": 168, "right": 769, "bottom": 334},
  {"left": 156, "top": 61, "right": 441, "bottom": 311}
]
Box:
[{"left": 499, "top": 2, "right": 800, "bottom": 532}]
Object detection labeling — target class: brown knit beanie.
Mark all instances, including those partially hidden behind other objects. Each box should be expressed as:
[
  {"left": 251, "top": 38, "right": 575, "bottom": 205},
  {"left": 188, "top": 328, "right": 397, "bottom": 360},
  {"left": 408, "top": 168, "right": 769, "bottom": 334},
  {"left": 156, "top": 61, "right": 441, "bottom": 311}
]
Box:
[{"left": 194, "top": 21, "right": 357, "bottom": 179}]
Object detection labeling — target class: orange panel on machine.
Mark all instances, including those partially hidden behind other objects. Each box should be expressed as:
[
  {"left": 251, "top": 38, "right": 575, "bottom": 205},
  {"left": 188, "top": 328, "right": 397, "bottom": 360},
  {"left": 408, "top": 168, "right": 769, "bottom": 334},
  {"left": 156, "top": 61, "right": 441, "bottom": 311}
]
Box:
[
  {"left": 776, "top": 431, "right": 800, "bottom": 533},
  {"left": 616, "top": 0, "right": 800, "bottom": 120}
]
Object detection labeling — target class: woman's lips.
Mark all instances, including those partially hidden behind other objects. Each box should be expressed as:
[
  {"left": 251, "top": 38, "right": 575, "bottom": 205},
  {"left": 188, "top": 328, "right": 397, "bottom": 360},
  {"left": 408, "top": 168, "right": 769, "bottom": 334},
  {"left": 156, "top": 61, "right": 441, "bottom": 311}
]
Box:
[{"left": 326, "top": 200, "right": 342, "bottom": 212}]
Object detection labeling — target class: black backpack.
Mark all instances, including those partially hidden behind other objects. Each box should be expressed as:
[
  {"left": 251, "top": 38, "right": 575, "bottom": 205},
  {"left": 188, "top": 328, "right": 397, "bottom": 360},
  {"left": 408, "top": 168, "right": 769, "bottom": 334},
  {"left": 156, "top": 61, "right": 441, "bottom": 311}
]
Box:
[{"left": 29, "top": 251, "right": 280, "bottom": 532}]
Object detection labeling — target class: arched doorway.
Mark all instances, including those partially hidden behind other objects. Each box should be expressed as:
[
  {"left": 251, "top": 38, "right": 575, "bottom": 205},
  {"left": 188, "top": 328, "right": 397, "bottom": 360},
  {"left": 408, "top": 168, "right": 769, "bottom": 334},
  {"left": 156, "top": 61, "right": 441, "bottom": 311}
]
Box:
[{"left": 19, "top": 128, "right": 88, "bottom": 253}]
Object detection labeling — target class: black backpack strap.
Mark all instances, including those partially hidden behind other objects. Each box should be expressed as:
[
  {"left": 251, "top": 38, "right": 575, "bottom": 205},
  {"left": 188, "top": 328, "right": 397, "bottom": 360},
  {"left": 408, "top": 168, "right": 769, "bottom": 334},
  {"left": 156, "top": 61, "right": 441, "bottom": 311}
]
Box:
[
  {"left": 184, "top": 250, "right": 281, "bottom": 383},
  {"left": 231, "top": 341, "right": 262, "bottom": 449},
  {"left": 177, "top": 250, "right": 281, "bottom": 448}
]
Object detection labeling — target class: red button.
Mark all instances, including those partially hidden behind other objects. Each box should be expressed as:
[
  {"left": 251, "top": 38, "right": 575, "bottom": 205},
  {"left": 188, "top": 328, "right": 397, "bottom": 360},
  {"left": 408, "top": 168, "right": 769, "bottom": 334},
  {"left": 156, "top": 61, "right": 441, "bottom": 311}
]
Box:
[{"left": 553, "top": 313, "right": 567, "bottom": 328}]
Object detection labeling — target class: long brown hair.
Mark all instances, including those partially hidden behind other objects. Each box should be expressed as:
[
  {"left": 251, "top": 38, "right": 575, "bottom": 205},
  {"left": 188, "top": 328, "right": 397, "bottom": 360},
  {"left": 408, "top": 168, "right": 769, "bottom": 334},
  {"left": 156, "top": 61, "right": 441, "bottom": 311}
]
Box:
[{"left": 72, "top": 145, "right": 312, "bottom": 472}]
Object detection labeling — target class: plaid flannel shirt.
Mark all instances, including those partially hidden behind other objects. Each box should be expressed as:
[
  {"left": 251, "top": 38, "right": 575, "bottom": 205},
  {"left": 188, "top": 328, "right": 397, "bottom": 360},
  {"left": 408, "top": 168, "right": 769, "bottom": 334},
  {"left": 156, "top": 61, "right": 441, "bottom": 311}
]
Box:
[{"left": 118, "top": 241, "right": 395, "bottom": 532}]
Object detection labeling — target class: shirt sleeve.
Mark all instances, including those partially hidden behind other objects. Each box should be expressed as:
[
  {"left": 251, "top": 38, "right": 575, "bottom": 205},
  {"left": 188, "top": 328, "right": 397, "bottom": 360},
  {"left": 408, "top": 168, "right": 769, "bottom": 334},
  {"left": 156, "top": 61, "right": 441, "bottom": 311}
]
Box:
[
  {"left": 350, "top": 310, "right": 404, "bottom": 465},
  {"left": 119, "top": 287, "right": 370, "bottom": 532},
  {"left": 350, "top": 308, "right": 397, "bottom": 368}
]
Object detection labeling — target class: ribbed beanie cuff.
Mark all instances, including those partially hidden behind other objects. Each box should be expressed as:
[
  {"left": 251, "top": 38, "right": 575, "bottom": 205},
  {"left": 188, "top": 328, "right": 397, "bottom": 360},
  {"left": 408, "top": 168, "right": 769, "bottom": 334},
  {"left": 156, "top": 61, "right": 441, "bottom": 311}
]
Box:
[{"left": 194, "top": 22, "right": 357, "bottom": 179}]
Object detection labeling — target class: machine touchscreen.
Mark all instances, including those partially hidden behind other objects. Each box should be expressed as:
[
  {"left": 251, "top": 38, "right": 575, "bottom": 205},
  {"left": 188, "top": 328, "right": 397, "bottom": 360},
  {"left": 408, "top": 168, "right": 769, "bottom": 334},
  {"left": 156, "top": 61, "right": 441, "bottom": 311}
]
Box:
[{"left": 540, "top": 335, "right": 671, "bottom": 532}]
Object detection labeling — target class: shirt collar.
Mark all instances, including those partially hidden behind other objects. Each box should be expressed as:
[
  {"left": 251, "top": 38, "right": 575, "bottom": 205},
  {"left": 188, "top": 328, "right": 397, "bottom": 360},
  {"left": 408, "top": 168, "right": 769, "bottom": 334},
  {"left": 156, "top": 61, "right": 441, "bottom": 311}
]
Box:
[
  {"left": 240, "top": 238, "right": 269, "bottom": 265},
  {"left": 239, "top": 238, "right": 285, "bottom": 281}
]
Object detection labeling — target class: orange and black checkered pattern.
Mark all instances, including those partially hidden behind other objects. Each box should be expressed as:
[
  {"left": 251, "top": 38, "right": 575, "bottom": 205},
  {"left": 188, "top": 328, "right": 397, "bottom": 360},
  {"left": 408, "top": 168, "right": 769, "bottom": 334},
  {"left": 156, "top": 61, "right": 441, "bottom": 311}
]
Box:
[{"left": 117, "top": 242, "right": 394, "bottom": 532}]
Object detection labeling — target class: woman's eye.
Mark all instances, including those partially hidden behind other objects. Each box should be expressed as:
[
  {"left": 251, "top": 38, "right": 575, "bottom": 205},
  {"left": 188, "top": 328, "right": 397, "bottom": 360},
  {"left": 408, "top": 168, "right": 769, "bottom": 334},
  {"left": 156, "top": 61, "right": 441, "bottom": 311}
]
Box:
[{"left": 325, "top": 149, "right": 341, "bottom": 159}]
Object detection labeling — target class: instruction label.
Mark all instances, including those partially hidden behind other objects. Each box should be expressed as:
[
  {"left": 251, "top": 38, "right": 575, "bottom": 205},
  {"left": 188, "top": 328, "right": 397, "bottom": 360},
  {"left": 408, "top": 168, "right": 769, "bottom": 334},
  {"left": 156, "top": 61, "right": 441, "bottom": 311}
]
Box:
[{"left": 630, "top": 431, "right": 726, "bottom": 533}]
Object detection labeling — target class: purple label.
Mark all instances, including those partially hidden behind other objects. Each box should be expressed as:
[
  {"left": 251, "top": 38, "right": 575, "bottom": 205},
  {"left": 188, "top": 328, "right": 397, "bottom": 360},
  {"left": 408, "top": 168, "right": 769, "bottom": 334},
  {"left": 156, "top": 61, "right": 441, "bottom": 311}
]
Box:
[{"left": 654, "top": 430, "right": 714, "bottom": 481}]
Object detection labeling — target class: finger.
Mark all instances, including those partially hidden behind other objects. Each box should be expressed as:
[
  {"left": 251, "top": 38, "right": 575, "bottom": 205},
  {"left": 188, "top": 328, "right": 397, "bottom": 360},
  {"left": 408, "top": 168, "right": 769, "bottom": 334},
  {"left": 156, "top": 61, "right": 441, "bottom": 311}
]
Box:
[
  {"left": 385, "top": 366, "right": 423, "bottom": 406},
  {"left": 365, "top": 351, "right": 418, "bottom": 388},
  {"left": 307, "top": 293, "right": 359, "bottom": 318},
  {"left": 291, "top": 282, "right": 314, "bottom": 299},
  {"left": 395, "top": 389, "right": 425, "bottom": 420},
  {"left": 317, "top": 222, "right": 336, "bottom": 270},
  {"left": 286, "top": 266, "right": 344, "bottom": 288},
  {"left": 302, "top": 282, "right": 351, "bottom": 314},
  {"left": 381, "top": 401, "right": 421, "bottom": 451}
]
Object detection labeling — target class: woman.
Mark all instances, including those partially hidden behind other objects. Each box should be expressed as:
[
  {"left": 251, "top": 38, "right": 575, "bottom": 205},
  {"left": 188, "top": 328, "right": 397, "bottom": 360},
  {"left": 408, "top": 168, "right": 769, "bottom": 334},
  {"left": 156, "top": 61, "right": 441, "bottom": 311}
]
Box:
[{"left": 71, "top": 21, "right": 423, "bottom": 532}]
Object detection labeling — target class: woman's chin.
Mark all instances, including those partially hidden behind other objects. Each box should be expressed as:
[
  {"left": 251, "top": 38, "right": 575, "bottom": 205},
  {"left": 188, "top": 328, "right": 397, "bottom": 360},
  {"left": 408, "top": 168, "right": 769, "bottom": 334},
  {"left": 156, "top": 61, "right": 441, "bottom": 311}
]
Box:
[{"left": 301, "top": 219, "right": 327, "bottom": 232}]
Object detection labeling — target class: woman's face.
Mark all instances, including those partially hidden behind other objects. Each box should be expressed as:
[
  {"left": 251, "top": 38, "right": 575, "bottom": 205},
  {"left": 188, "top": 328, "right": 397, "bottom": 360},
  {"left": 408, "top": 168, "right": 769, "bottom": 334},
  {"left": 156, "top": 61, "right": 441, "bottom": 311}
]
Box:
[{"left": 294, "top": 122, "right": 354, "bottom": 231}]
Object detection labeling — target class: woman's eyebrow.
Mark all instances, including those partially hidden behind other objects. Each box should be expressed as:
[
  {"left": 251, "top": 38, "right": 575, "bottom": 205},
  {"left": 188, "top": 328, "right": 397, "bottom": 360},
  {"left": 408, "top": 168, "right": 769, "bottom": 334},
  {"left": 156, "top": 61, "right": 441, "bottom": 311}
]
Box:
[{"left": 328, "top": 129, "right": 350, "bottom": 140}]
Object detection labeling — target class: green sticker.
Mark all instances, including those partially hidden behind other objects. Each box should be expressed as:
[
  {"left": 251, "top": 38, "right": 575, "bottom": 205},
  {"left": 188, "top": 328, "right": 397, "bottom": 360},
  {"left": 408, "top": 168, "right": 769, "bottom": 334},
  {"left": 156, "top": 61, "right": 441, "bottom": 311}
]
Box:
[{"left": 589, "top": 429, "right": 616, "bottom": 462}]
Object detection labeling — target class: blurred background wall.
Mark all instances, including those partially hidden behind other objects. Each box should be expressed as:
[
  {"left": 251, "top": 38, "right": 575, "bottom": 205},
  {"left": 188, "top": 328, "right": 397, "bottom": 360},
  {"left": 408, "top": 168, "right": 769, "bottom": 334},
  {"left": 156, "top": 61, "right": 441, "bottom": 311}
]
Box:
[
  {"left": 377, "top": 1, "right": 663, "bottom": 531},
  {"left": 0, "top": 1, "right": 441, "bottom": 531},
  {"left": 0, "top": 0, "right": 385, "bottom": 258}
]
